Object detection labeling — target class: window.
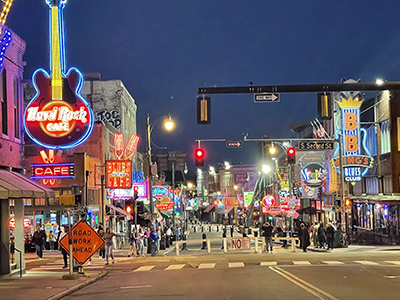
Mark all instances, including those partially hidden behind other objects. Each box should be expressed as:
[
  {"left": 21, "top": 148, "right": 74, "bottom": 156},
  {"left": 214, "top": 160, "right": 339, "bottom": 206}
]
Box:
[
  {"left": 380, "top": 120, "right": 390, "bottom": 154},
  {"left": 1, "top": 69, "right": 7, "bottom": 135},
  {"left": 13, "top": 77, "right": 19, "bottom": 139},
  {"left": 383, "top": 176, "right": 392, "bottom": 194},
  {"left": 24, "top": 198, "right": 32, "bottom": 206},
  {"left": 365, "top": 177, "right": 379, "bottom": 195},
  {"left": 365, "top": 125, "right": 377, "bottom": 156},
  {"left": 34, "top": 198, "right": 46, "bottom": 206}
]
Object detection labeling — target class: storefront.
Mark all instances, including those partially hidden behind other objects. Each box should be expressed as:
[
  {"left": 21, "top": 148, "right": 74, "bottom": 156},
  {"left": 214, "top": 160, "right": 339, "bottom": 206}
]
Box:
[{"left": 0, "top": 169, "right": 54, "bottom": 275}]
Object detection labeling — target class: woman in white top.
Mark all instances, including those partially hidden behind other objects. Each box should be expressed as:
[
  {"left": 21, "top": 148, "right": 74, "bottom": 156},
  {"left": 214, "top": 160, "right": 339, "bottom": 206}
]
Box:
[{"left": 136, "top": 227, "right": 145, "bottom": 256}]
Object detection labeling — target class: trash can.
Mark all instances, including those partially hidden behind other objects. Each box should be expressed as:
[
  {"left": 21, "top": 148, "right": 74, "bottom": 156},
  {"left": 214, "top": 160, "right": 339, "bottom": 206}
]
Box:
[{"left": 333, "top": 229, "right": 341, "bottom": 248}]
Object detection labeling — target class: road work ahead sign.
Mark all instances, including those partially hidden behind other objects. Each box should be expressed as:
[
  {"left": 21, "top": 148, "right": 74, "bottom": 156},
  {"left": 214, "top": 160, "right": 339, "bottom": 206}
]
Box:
[{"left": 60, "top": 221, "right": 105, "bottom": 264}]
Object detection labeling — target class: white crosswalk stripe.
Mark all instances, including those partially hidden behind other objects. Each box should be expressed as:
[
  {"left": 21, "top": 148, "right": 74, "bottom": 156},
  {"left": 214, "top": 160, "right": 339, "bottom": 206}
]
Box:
[
  {"left": 260, "top": 262, "right": 277, "bottom": 266},
  {"left": 134, "top": 265, "right": 155, "bottom": 272},
  {"left": 165, "top": 264, "right": 186, "bottom": 270},
  {"left": 229, "top": 262, "right": 244, "bottom": 268},
  {"left": 385, "top": 261, "right": 400, "bottom": 265},
  {"left": 322, "top": 261, "right": 344, "bottom": 265},
  {"left": 292, "top": 261, "right": 311, "bottom": 265},
  {"left": 198, "top": 263, "right": 216, "bottom": 269},
  {"left": 353, "top": 261, "right": 379, "bottom": 265}
]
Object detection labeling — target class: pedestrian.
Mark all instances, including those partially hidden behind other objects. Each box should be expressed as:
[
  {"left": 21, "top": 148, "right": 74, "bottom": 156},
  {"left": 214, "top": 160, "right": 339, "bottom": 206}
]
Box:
[
  {"left": 318, "top": 222, "right": 327, "bottom": 249},
  {"left": 58, "top": 226, "right": 68, "bottom": 269},
  {"left": 48, "top": 230, "right": 56, "bottom": 251},
  {"left": 175, "top": 224, "right": 180, "bottom": 242},
  {"left": 221, "top": 225, "right": 227, "bottom": 249},
  {"left": 32, "top": 226, "right": 46, "bottom": 258},
  {"left": 326, "top": 224, "right": 335, "bottom": 250},
  {"left": 230, "top": 224, "right": 234, "bottom": 238},
  {"left": 103, "top": 228, "right": 119, "bottom": 265},
  {"left": 166, "top": 226, "right": 172, "bottom": 247},
  {"left": 262, "top": 222, "right": 274, "bottom": 253},
  {"left": 146, "top": 227, "right": 151, "bottom": 254},
  {"left": 149, "top": 226, "right": 159, "bottom": 257},
  {"left": 312, "top": 223, "right": 319, "bottom": 248},
  {"left": 299, "top": 223, "right": 310, "bottom": 252},
  {"left": 128, "top": 228, "right": 137, "bottom": 257},
  {"left": 137, "top": 227, "right": 145, "bottom": 256},
  {"left": 97, "top": 228, "right": 105, "bottom": 259}
]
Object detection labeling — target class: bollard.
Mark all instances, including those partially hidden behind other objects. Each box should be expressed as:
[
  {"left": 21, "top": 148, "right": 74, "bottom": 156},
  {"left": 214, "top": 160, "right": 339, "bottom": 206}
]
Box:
[
  {"left": 255, "top": 237, "right": 258, "bottom": 253},
  {"left": 181, "top": 234, "right": 188, "bottom": 250},
  {"left": 223, "top": 238, "right": 227, "bottom": 253},
  {"left": 201, "top": 226, "right": 204, "bottom": 232},
  {"left": 207, "top": 240, "right": 211, "bottom": 254},
  {"left": 201, "top": 233, "right": 207, "bottom": 250}
]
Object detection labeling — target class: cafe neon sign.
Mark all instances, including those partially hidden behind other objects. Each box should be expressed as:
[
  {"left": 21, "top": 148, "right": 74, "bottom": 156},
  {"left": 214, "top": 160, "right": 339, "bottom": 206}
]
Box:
[{"left": 331, "top": 96, "right": 374, "bottom": 182}]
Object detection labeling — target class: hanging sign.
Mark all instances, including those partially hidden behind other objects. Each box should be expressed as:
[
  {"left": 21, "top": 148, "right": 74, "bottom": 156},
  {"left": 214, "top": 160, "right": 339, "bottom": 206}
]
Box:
[
  {"left": 23, "top": 217, "right": 31, "bottom": 228},
  {"left": 9, "top": 217, "right": 16, "bottom": 229},
  {"left": 106, "top": 160, "right": 132, "bottom": 188},
  {"left": 23, "top": 0, "right": 93, "bottom": 149},
  {"left": 331, "top": 96, "right": 374, "bottom": 182}
]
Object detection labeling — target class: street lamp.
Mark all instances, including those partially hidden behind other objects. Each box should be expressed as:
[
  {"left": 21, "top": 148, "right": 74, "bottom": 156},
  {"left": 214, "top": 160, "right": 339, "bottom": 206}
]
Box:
[{"left": 146, "top": 113, "right": 175, "bottom": 214}]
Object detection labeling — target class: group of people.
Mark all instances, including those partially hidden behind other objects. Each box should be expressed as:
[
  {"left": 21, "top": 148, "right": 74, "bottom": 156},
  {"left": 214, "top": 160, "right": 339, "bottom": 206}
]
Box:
[{"left": 261, "top": 221, "right": 338, "bottom": 253}]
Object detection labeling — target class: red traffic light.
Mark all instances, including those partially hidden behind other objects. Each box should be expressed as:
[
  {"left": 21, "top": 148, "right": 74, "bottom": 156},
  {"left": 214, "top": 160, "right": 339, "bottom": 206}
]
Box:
[
  {"left": 133, "top": 185, "right": 139, "bottom": 193},
  {"left": 287, "top": 147, "right": 295, "bottom": 156},
  {"left": 287, "top": 147, "right": 296, "bottom": 164},
  {"left": 126, "top": 205, "right": 133, "bottom": 214},
  {"left": 195, "top": 148, "right": 205, "bottom": 166}
]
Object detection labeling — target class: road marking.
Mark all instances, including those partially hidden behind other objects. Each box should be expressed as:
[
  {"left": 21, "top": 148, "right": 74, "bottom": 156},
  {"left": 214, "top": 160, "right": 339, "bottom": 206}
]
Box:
[
  {"left": 229, "top": 262, "right": 244, "bottom": 268},
  {"left": 260, "top": 262, "right": 277, "bottom": 266},
  {"left": 322, "top": 261, "right": 344, "bottom": 265},
  {"left": 198, "top": 263, "right": 216, "bottom": 269},
  {"left": 134, "top": 265, "right": 155, "bottom": 272},
  {"left": 292, "top": 261, "right": 311, "bottom": 265},
  {"left": 385, "top": 261, "right": 400, "bottom": 265},
  {"left": 270, "top": 266, "right": 339, "bottom": 300},
  {"left": 120, "top": 285, "right": 152, "bottom": 289},
  {"left": 354, "top": 261, "right": 379, "bottom": 265},
  {"left": 165, "top": 264, "right": 186, "bottom": 270}
]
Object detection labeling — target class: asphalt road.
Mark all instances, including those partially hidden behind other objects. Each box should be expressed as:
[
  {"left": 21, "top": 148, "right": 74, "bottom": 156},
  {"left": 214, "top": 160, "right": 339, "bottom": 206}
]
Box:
[{"left": 57, "top": 250, "right": 400, "bottom": 300}]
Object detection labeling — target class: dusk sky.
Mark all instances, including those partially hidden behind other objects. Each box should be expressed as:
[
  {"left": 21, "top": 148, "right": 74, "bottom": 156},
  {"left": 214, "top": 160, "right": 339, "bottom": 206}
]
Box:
[{"left": 8, "top": 0, "right": 400, "bottom": 172}]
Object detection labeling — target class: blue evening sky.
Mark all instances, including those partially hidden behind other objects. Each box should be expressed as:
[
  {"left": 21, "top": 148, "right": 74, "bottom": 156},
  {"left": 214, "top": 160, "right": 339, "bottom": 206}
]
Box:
[{"left": 8, "top": 0, "right": 400, "bottom": 172}]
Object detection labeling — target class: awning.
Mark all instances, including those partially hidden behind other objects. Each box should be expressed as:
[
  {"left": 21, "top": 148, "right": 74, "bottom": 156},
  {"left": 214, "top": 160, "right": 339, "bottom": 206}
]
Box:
[
  {"left": 106, "top": 204, "right": 130, "bottom": 217},
  {"left": 204, "top": 204, "right": 215, "bottom": 213},
  {"left": 0, "top": 170, "right": 55, "bottom": 199}
]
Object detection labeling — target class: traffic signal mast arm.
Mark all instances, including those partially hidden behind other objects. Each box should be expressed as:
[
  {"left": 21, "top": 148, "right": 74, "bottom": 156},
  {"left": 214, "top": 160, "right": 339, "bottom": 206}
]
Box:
[{"left": 198, "top": 81, "right": 400, "bottom": 95}]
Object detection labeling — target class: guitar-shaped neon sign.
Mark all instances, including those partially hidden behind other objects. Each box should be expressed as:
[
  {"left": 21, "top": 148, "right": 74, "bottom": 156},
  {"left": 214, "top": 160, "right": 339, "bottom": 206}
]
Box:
[{"left": 24, "top": 0, "right": 93, "bottom": 149}]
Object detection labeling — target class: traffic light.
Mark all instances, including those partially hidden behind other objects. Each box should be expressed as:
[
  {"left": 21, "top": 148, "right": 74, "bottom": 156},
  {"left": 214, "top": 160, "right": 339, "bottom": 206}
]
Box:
[
  {"left": 133, "top": 185, "right": 139, "bottom": 200},
  {"left": 126, "top": 205, "right": 133, "bottom": 215},
  {"left": 287, "top": 147, "right": 296, "bottom": 164},
  {"left": 317, "top": 93, "right": 332, "bottom": 120},
  {"left": 345, "top": 198, "right": 352, "bottom": 207},
  {"left": 197, "top": 96, "right": 211, "bottom": 124},
  {"left": 195, "top": 148, "right": 205, "bottom": 166}
]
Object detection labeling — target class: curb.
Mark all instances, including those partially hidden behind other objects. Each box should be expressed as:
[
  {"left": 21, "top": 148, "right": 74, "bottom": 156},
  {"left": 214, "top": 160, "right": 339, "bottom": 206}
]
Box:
[{"left": 45, "top": 271, "right": 107, "bottom": 300}]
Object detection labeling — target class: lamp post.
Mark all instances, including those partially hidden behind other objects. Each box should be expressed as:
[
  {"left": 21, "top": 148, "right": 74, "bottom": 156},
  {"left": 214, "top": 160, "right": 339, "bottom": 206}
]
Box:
[{"left": 146, "top": 113, "right": 175, "bottom": 215}]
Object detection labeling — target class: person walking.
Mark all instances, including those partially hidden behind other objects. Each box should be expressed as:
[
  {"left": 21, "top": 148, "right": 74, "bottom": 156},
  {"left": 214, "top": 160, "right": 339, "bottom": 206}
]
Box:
[
  {"left": 137, "top": 227, "right": 145, "bottom": 256},
  {"left": 146, "top": 227, "right": 151, "bottom": 254},
  {"left": 48, "top": 230, "right": 56, "bottom": 251},
  {"left": 318, "top": 222, "right": 327, "bottom": 249},
  {"left": 149, "top": 226, "right": 159, "bottom": 257},
  {"left": 262, "top": 222, "right": 274, "bottom": 253},
  {"left": 312, "top": 223, "right": 319, "bottom": 248},
  {"left": 299, "top": 223, "right": 310, "bottom": 252},
  {"left": 32, "top": 226, "right": 46, "bottom": 258},
  {"left": 230, "top": 224, "right": 234, "bottom": 238},
  {"left": 221, "top": 225, "right": 227, "bottom": 249},
  {"left": 128, "top": 228, "right": 137, "bottom": 257},
  {"left": 97, "top": 228, "right": 105, "bottom": 259},
  {"left": 103, "top": 228, "right": 119, "bottom": 265},
  {"left": 175, "top": 224, "right": 180, "bottom": 242},
  {"left": 326, "top": 224, "right": 335, "bottom": 250},
  {"left": 58, "top": 226, "right": 68, "bottom": 269}
]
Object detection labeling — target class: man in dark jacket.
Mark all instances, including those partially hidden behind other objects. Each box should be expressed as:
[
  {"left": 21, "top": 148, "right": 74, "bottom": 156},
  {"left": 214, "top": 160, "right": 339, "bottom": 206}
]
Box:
[
  {"left": 262, "top": 222, "right": 274, "bottom": 253},
  {"left": 32, "top": 226, "right": 46, "bottom": 258},
  {"left": 299, "top": 223, "right": 310, "bottom": 252},
  {"left": 318, "top": 222, "right": 327, "bottom": 249}
]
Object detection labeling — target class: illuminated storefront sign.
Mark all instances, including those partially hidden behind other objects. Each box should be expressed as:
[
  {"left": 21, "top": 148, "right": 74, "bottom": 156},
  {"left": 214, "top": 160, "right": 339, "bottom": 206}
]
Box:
[
  {"left": 23, "top": 0, "right": 94, "bottom": 149},
  {"left": 31, "top": 163, "right": 74, "bottom": 179},
  {"left": 9, "top": 217, "right": 16, "bottom": 229},
  {"left": 244, "top": 192, "right": 253, "bottom": 208},
  {"left": 106, "top": 160, "right": 132, "bottom": 188},
  {"left": 261, "top": 195, "right": 280, "bottom": 215},
  {"left": 152, "top": 186, "right": 169, "bottom": 198},
  {"left": 300, "top": 163, "right": 328, "bottom": 188},
  {"left": 107, "top": 181, "right": 147, "bottom": 200},
  {"left": 331, "top": 96, "right": 374, "bottom": 182},
  {"left": 23, "top": 217, "right": 31, "bottom": 228}
]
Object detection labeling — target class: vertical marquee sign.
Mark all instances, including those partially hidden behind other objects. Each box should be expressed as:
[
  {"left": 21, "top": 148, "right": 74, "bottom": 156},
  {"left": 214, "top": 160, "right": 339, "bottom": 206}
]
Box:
[
  {"left": 23, "top": 0, "right": 94, "bottom": 149},
  {"left": 331, "top": 96, "right": 374, "bottom": 182}
]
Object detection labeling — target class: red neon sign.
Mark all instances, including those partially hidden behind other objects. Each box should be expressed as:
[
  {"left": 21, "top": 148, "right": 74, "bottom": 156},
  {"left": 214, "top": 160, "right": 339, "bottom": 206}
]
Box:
[
  {"left": 106, "top": 160, "right": 132, "bottom": 188},
  {"left": 31, "top": 163, "right": 74, "bottom": 179},
  {"left": 155, "top": 202, "right": 174, "bottom": 211},
  {"left": 23, "top": 217, "right": 30, "bottom": 228},
  {"left": 9, "top": 217, "right": 16, "bottom": 229}
]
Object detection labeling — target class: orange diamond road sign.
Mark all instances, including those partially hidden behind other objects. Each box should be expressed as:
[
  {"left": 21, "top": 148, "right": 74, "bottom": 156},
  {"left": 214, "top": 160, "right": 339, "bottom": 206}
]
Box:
[{"left": 59, "top": 221, "right": 105, "bottom": 265}]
